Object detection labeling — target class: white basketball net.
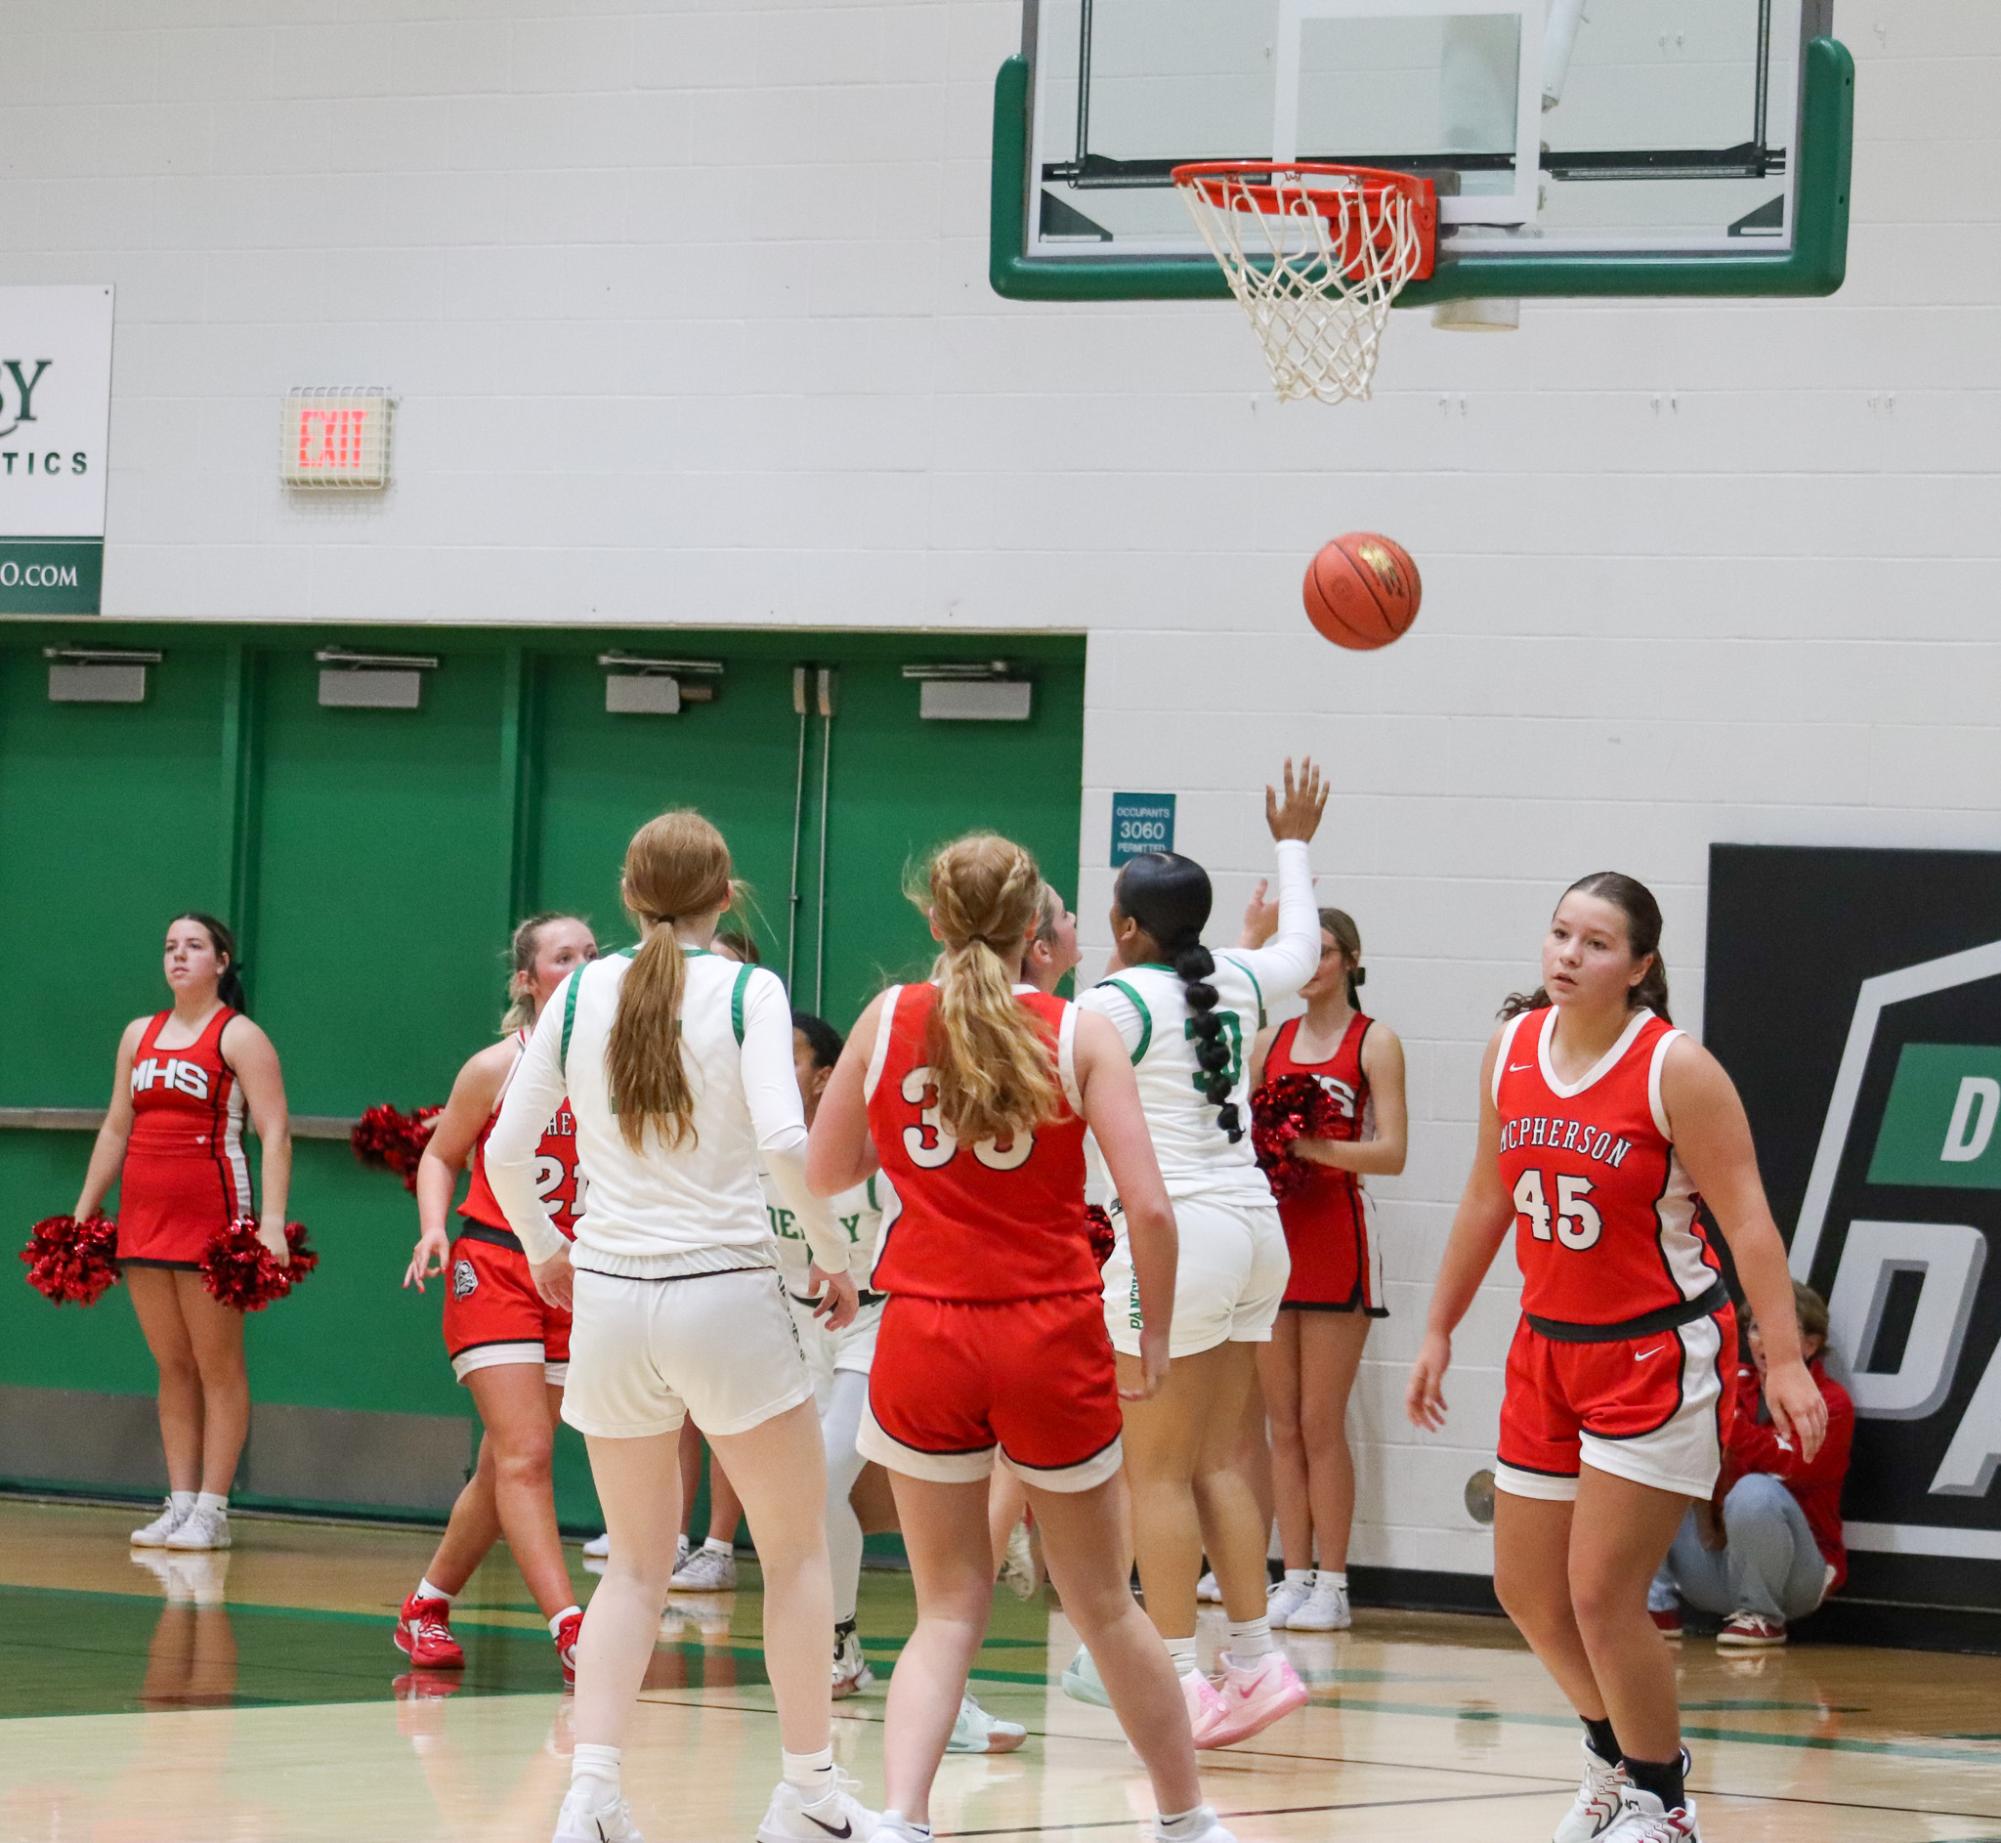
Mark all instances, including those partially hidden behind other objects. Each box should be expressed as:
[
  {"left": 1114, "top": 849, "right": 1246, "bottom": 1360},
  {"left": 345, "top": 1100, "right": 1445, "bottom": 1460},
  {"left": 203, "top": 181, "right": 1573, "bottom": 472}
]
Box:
[{"left": 1176, "top": 167, "right": 1428, "bottom": 405}]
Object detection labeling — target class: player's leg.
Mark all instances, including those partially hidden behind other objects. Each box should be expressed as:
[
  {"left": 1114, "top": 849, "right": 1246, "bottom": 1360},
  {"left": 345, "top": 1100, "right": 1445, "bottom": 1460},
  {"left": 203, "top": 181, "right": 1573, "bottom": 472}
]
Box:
[
  {"left": 1116, "top": 1344, "right": 1215, "bottom": 1645},
  {"left": 673, "top": 1427, "right": 745, "bottom": 1589},
  {"left": 125, "top": 1267, "right": 203, "bottom": 1538},
  {"left": 171, "top": 1272, "right": 251, "bottom": 1535},
  {"left": 1285, "top": 1310, "right": 1370, "bottom": 1629},
  {"left": 1255, "top": 1316, "right": 1317, "bottom": 1621},
  {"left": 1494, "top": 1492, "right": 1604, "bottom": 1712},
  {"left": 467, "top": 1363, "right": 576, "bottom": 1620},
  {"left": 1030, "top": 1476, "right": 1214, "bottom": 1828},
  {"left": 820, "top": 1367, "right": 873, "bottom": 1694},
  {"left": 878, "top": 1473, "right": 995, "bottom": 1826},
  {"left": 396, "top": 1430, "right": 500, "bottom": 1670}
]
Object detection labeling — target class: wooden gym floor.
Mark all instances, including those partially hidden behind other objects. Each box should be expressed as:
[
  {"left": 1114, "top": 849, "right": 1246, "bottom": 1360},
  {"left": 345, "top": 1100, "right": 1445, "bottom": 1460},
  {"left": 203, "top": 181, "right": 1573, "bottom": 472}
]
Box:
[{"left": 1, "top": 1499, "right": 1996, "bottom": 1842}]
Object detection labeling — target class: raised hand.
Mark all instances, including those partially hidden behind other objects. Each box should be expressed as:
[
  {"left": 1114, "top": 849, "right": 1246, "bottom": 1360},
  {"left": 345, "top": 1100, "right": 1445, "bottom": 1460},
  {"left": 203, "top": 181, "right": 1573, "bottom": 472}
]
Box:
[{"left": 1265, "top": 756, "right": 1329, "bottom": 844}]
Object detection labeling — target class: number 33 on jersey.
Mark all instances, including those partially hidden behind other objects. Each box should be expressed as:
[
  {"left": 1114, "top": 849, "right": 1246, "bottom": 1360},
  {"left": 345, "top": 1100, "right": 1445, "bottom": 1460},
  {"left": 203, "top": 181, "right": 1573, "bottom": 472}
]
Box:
[{"left": 1494, "top": 1006, "right": 1723, "bottom": 1331}]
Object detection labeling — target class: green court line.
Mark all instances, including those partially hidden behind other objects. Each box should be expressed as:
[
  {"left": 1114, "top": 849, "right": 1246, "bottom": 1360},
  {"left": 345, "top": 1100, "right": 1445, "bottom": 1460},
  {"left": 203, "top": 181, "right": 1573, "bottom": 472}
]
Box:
[{"left": 9, "top": 1579, "right": 2001, "bottom": 1767}]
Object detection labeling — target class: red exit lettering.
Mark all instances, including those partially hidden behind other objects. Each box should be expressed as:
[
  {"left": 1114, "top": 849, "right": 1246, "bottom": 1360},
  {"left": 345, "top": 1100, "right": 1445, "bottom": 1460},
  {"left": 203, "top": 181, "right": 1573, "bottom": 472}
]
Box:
[{"left": 296, "top": 408, "right": 368, "bottom": 471}]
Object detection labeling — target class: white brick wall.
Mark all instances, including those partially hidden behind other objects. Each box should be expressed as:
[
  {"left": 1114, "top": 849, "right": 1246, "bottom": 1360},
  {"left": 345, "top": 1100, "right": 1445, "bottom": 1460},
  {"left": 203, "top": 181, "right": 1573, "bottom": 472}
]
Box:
[{"left": 8, "top": 0, "right": 1998, "bottom": 1577}]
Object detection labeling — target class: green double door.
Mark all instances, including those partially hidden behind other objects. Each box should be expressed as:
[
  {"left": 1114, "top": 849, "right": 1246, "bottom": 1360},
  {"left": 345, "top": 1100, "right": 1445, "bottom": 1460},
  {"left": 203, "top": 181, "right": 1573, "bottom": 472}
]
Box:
[{"left": 0, "top": 623, "right": 1084, "bottom": 1518}]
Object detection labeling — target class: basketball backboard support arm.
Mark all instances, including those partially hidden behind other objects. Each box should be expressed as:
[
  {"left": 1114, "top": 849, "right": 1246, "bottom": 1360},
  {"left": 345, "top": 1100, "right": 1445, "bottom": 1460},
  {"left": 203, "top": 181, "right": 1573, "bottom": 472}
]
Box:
[{"left": 990, "top": 7, "right": 1851, "bottom": 304}]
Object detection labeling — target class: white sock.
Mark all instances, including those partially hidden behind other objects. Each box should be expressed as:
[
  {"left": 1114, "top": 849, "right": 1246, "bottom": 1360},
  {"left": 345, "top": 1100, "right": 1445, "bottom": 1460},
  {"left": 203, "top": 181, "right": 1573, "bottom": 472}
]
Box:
[
  {"left": 194, "top": 1492, "right": 228, "bottom": 1516},
  {"left": 1164, "top": 1635, "right": 1200, "bottom": 1679},
  {"left": 571, "top": 1742, "right": 620, "bottom": 1805},
  {"left": 1322, "top": 1570, "right": 1349, "bottom": 1592},
  {"left": 782, "top": 1744, "right": 836, "bottom": 1798},
  {"left": 416, "top": 1576, "right": 454, "bottom": 1605},
  {"left": 881, "top": 1816, "right": 931, "bottom": 1841},
  {"left": 168, "top": 1490, "right": 197, "bottom": 1517},
  {"left": 1283, "top": 1567, "right": 1313, "bottom": 1589},
  {"left": 549, "top": 1603, "right": 581, "bottom": 1640},
  {"left": 1226, "top": 1615, "right": 1275, "bottom": 1660},
  {"left": 1157, "top": 1809, "right": 1212, "bottom": 1842},
  {"left": 702, "top": 1536, "right": 732, "bottom": 1556}
]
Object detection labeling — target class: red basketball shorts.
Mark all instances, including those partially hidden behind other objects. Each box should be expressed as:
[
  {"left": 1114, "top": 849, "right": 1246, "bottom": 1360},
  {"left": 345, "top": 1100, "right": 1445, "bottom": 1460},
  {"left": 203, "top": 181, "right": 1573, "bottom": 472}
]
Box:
[
  {"left": 442, "top": 1229, "right": 573, "bottom": 1386},
  {"left": 858, "top": 1290, "right": 1123, "bottom": 1492},
  {"left": 1496, "top": 1306, "right": 1737, "bottom": 1502}
]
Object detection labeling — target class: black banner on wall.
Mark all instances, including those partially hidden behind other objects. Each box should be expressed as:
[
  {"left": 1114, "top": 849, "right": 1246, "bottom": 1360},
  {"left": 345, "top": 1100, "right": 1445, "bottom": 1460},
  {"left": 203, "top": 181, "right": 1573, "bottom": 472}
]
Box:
[{"left": 1707, "top": 845, "right": 2001, "bottom": 1609}]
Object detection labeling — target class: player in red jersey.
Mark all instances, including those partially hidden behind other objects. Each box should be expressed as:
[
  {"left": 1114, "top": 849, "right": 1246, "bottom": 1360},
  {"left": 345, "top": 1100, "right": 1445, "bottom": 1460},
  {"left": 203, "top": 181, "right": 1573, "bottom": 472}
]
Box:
[
  {"left": 397, "top": 914, "right": 597, "bottom": 1680},
  {"left": 808, "top": 835, "right": 1236, "bottom": 1843},
  {"left": 1249, "top": 905, "right": 1406, "bottom": 1632},
  {"left": 74, "top": 913, "right": 292, "bottom": 1555},
  {"left": 1408, "top": 873, "right": 1826, "bottom": 1843}
]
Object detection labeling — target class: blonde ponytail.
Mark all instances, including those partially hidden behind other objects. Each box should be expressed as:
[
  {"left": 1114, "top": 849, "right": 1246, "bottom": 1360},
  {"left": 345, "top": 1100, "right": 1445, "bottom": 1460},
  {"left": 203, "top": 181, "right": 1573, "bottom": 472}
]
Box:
[
  {"left": 920, "top": 834, "right": 1062, "bottom": 1145},
  {"left": 607, "top": 811, "right": 733, "bottom": 1153}
]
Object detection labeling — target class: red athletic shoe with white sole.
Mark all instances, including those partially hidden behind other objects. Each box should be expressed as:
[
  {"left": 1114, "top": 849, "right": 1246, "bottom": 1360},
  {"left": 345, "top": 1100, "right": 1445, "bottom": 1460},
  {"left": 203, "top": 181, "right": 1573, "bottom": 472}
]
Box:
[
  {"left": 555, "top": 1608, "right": 584, "bottom": 1685},
  {"left": 393, "top": 1593, "right": 465, "bottom": 1670},
  {"left": 1717, "top": 1611, "right": 1786, "bottom": 1649},
  {"left": 1650, "top": 1606, "right": 1685, "bottom": 1640}
]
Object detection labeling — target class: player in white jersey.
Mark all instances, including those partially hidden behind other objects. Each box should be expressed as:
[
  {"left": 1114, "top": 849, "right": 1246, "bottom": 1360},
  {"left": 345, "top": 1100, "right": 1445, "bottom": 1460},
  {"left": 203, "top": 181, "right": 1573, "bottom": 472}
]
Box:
[
  {"left": 486, "top": 810, "right": 878, "bottom": 1843},
  {"left": 1076, "top": 759, "right": 1326, "bottom": 1748}
]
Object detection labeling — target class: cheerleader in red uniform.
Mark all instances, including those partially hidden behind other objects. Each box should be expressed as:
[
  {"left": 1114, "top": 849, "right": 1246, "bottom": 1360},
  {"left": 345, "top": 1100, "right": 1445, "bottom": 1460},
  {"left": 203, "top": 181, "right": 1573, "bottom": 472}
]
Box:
[
  {"left": 396, "top": 914, "right": 597, "bottom": 1680},
  {"left": 72, "top": 913, "right": 292, "bottom": 1554},
  {"left": 1248, "top": 906, "right": 1406, "bottom": 1632}
]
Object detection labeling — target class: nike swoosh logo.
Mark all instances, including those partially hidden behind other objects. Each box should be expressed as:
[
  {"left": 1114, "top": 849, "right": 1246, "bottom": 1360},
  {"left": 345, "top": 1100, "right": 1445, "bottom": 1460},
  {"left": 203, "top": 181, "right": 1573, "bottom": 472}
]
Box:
[
  {"left": 1508, "top": 1063, "right": 1534, "bottom": 1072},
  {"left": 1634, "top": 1344, "right": 1665, "bottom": 1360},
  {"left": 803, "top": 1815, "right": 852, "bottom": 1840}
]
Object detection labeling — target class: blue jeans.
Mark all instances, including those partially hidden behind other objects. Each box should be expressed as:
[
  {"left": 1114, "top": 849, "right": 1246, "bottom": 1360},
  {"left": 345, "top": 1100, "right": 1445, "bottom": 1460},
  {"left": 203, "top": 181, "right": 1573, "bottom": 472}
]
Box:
[{"left": 1650, "top": 1473, "right": 1829, "bottom": 1622}]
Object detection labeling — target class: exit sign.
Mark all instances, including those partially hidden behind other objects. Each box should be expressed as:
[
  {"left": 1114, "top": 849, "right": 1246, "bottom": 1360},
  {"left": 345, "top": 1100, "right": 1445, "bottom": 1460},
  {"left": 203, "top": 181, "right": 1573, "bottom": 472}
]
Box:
[{"left": 280, "top": 387, "right": 394, "bottom": 489}]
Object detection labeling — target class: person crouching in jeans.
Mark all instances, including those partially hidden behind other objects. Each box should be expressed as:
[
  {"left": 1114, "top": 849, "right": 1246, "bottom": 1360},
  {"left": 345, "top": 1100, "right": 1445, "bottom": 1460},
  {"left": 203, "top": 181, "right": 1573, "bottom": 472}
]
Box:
[{"left": 1651, "top": 1281, "right": 1853, "bottom": 1648}]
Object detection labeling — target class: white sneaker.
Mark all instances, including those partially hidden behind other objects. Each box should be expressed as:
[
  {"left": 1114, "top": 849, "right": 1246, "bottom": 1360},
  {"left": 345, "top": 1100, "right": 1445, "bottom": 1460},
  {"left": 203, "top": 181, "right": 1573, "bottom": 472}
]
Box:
[
  {"left": 165, "top": 1505, "right": 231, "bottom": 1552},
  {"left": 997, "top": 1519, "right": 1038, "bottom": 1600},
  {"left": 669, "top": 1543, "right": 736, "bottom": 1592},
  {"left": 1553, "top": 1738, "right": 1627, "bottom": 1843},
  {"left": 1153, "top": 1807, "right": 1238, "bottom": 1842},
  {"left": 755, "top": 1772, "right": 879, "bottom": 1842},
  {"left": 130, "top": 1498, "right": 188, "bottom": 1547},
  {"left": 552, "top": 1785, "right": 646, "bottom": 1843},
  {"left": 832, "top": 1623, "right": 874, "bottom": 1699},
  {"left": 1265, "top": 1573, "right": 1317, "bottom": 1629},
  {"left": 1195, "top": 1570, "right": 1222, "bottom": 1603},
  {"left": 948, "top": 1691, "right": 1026, "bottom": 1754},
  {"left": 1602, "top": 1786, "right": 1699, "bottom": 1841},
  {"left": 583, "top": 1532, "right": 611, "bottom": 1559},
  {"left": 1285, "top": 1576, "right": 1350, "bottom": 1631},
  {"left": 1059, "top": 1645, "right": 1110, "bottom": 1707}
]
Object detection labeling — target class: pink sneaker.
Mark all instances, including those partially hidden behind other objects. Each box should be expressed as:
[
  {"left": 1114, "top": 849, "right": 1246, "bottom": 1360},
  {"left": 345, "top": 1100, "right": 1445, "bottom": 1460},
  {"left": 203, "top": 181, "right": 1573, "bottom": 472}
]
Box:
[
  {"left": 1181, "top": 1668, "right": 1232, "bottom": 1748},
  {"left": 1201, "top": 1650, "right": 1309, "bottom": 1747}
]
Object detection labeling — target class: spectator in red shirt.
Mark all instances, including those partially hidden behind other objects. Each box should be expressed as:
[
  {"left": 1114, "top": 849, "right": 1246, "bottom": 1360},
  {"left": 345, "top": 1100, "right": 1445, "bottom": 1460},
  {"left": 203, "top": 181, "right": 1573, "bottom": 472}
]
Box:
[{"left": 1650, "top": 1280, "right": 1853, "bottom": 1648}]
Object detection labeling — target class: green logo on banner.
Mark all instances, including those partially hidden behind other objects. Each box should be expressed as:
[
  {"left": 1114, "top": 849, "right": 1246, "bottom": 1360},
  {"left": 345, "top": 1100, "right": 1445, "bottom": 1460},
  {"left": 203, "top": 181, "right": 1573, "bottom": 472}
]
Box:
[{"left": 1867, "top": 1043, "right": 2001, "bottom": 1190}]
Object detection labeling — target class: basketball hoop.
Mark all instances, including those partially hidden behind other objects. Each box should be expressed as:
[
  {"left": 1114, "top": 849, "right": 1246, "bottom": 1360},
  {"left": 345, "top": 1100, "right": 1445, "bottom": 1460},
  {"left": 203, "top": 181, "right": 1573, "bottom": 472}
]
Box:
[{"left": 1172, "top": 163, "right": 1438, "bottom": 405}]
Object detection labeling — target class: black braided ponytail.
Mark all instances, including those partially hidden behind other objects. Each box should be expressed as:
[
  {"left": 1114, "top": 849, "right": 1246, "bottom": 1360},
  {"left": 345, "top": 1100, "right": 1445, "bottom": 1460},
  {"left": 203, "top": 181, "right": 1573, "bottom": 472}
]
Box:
[{"left": 1115, "top": 853, "right": 1243, "bottom": 1145}]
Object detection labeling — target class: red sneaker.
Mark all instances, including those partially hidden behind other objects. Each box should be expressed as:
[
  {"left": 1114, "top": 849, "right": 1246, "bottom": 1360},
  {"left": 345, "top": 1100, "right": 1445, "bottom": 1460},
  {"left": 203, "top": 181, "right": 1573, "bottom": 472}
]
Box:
[
  {"left": 393, "top": 1593, "right": 465, "bottom": 1670},
  {"left": 1718, "top": 1610, "right": 1787, "bottom": 1648},
  {"left": 555, "top": 1608, "right": 584, "bottom": 1686},
  {"left": 1650, "top": 1605, "right": 1684, "bottom": 1640}
]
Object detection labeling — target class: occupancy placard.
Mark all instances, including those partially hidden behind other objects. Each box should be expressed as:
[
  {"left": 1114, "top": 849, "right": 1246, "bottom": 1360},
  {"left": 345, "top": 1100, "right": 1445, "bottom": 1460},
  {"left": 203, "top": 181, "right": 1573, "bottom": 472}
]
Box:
[{"left": 0, "top": 285, "right": 113, "bottom": 613}]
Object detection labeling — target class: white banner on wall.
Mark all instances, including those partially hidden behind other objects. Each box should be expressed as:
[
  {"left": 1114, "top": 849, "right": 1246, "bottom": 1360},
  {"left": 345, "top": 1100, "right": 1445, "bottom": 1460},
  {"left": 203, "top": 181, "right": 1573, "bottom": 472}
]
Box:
[{"left": 0, "top": 285, "right": 113, "bottom": 614}]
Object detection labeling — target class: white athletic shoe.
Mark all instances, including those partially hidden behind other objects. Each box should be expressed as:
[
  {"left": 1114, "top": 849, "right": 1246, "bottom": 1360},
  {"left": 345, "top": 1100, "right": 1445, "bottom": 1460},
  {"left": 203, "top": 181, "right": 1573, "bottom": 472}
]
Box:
[
  {"left": 1195, "top": 1570, "right": 1222, "bottom": 1604},
  {"left": 754, "top": 1772, "right": 879, "bottom": 1842},
  {"left": 1264, "top": 1573, "right": 1316, "bottom": 1629},
  {"left": 832, "top": 1624, "right": 874, "bottom": 1699},
  {"left": 582, "top": 1532, "right": 611, "bottom": 1559},
  {"left": 1059, "top": 1646, "right": 1110, "bottom": 1708},
  {"left": 948, "top": 1691, "right": 1026, "bottom": 1754},
  {"left": 552, "top": 1786, "right": 646, "bottom": 1843},
  {"left": 1552, "top": 1738, "right": 1627, "bottom": 1843},
  {"left": 1602, "top": 1787, "right": 1699, "bottom": 1841},
  {"left": 997, "top": 1519, "right": 1038, "bottom": 1600},
  {"left": 1153, "top": 1806, "right": 1238, "bottom": 1842},
  {"left": 669, "top": 1543, "right": 736, "bottom": 1593},
  {"left": 1284, "top": 1577, "right": 1350, "bottom": 1631},
  {"left": 165, "top": 1505, "right": 231, "bottom": 1552},
  {"left": 130, "top": 1499, "right": 188, "bottom": 1548}
]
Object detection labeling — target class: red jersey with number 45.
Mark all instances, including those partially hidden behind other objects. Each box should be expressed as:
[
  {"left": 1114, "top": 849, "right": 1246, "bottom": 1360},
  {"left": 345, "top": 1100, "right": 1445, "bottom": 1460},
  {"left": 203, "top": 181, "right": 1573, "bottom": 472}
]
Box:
[
  {"left": 865, "top": 982, "right": 1097, "bottom": 1304},
  {"left": 1493, "top": 1006, "right": 1720, "bottom": 1330},
  {"left": 459, "top": 1031, "right": 583, "bottom": 1242}
]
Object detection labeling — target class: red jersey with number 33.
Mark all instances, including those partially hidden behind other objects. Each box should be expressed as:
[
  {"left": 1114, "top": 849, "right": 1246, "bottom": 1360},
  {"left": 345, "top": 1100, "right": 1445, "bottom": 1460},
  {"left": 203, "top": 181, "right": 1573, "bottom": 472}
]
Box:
[
  {"left": 865, "top": 982, "right": 1097, "bottom": 1304},
  {"left": 1493, "top": 1006, "right": 1719, "bottom": 1329}
]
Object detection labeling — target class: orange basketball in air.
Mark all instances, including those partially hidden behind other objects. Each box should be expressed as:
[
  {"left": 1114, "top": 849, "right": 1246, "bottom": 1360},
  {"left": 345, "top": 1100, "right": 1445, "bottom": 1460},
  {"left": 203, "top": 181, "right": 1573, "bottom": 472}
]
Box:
[{"left": 1303, "top": 533, "right": 1422, "bottom": 649}]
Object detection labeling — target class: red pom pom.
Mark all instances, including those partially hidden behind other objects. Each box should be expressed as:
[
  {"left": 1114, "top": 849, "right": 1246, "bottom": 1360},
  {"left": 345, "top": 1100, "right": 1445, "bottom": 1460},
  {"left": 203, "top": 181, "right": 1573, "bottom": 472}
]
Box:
[
  {"left": 20, "top": 1214, "right": 120, "bottom": 1306},
  {"left": 1251, "top": 1074, "right": 1332, "bottom": 1200},
  {"left": 1083, "top": 1204, "right": 1117, "bottom": 1271},
  {"left": 352, "top": 1104, "right": 443, "bottom": 1192},
  {"left": 199, "top": 1217, "right": 316, "bottom": 1313}
]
